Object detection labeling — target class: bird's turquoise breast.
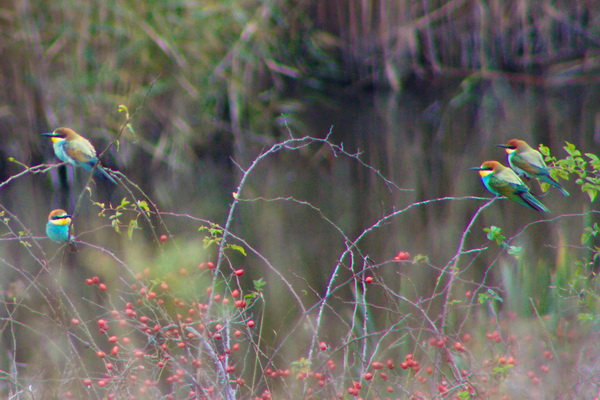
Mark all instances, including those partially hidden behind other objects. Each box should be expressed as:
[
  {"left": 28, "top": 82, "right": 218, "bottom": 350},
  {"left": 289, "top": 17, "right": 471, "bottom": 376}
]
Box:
[
  {"left": 481, "top": 174, "right": 501, "bottom": 196},
  {"left": 53, "top": 142, "right": 72, "bottom": 165},
  {"left": 46, "top": 222, "right": 70, "bottom": 243}
]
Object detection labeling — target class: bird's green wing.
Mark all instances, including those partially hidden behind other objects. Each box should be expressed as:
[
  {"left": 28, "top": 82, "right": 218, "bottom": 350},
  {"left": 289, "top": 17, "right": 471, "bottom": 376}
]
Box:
[
  {"left": 64, "top": 140, "right": 97, "bottom": 163},
  {"left": 493, "top": 167, "right": 528, "bottom": 188},
  {"left": 511, "top": 149, "right": 548, "bottom": 175}
]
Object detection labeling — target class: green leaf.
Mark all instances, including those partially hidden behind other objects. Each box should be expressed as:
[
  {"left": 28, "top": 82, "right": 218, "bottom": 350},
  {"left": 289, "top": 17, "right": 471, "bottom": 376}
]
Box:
[
  {"left": 412, "top": 254, "right": 429, "bottom": 264},
  {"left": 137, "top": 200, "right": 150, "bottom": 214},
  {"left": 484, "top": 226, "right": 505, "bottom": 245},
  {"left": 478, "top": 289, "right": 503, "bottom": 305},
  {"left": 253, "top": 278, "right": 266, "bottom": 292},
  {"left": 457, "top": 390, "right": 473, "bottom": 400},
  {"left": 116, "top": 198, "right": 131, "bottom": 209},
  {"left": 507, "top": 246, "right": 522, "bottom": 255},
  {"left": 128, "top": 219, "right": 138, "bottom": 240},
  {"left": 564, "top": 141, "right": 581, "bottom": 157},
  {"left": 577, "top": 313, "right": 596, "bottom": 322},
  {"left": 492, "top": 364, "right": 514, "bottom": 377},
  {"left": 228, "top": 244, "right": 247, "bottom": 256}
]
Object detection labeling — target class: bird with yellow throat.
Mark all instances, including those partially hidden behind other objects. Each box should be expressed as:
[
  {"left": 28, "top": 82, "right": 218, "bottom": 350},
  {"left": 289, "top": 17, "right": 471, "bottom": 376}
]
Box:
[
  {"left": 46, "top": 209, "right": 73, "bottom": 243},
  {"left": 42, "top": 127, "right": 117, "bottom": 184},
  {"left": 470, "top": 160, "right": 550, "bottom": 212}
]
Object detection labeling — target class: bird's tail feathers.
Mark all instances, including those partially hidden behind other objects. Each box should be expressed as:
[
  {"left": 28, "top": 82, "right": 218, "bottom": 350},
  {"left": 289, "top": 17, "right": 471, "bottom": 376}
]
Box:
[
  {"left": 94, "top": 166, "right": 117, "bottom": 184},
  {"left": 521, "top": 192, "right": 550, "bottom": 212},
  {"left": 542, "top": 175, "right": 570, "bottom": 197}
]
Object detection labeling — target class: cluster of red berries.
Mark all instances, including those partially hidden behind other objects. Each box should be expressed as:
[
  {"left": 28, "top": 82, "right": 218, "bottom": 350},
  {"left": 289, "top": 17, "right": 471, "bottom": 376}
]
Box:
[{"left": 85, "top": 275, "right": 107, "bottom": 291}]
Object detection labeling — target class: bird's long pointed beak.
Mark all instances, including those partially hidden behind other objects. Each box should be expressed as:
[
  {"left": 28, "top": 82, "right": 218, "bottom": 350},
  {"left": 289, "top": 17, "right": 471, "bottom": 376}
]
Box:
[
  {"left": 495, "top": 144, "right": 511, "bottom": 148},
  {"left": 469, "top": 167, "right": 484, "bottom": 171},
  {"left": 41, "top": 133, "right": 56, "bottom": 137}
]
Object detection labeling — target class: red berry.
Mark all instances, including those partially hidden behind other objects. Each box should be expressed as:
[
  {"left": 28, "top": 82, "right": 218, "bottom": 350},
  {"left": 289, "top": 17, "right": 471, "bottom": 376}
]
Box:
[
  {"left": 97, "top": 319, "right": 109, "bottom": 333},
  {"left": 365, "top": 276, "right": 373, "bottom": 284},
  {"left": 393, "top": 251, "right": 410, "bottom": 261},
  {"left": 372, "top": 361, "right": 384, "bottom": 369},
  {"left": 235, "top": 300, "right": 246, "bottom": 308},
  {"left": 454, "top": 341, "right": 466, "bottom": 352},
  {"left": 160, "top": 234, "right": 168, "bottom": 242},
  {"left": 247, "top": 320, "right": 255, "bottom": 328},
  {"left": 234, "top": 269, "right": 244, "bottom": 276}
]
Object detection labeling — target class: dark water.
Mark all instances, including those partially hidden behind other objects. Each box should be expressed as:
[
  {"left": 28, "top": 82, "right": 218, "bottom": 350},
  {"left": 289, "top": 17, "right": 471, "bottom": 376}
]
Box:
[
  {"left": 221, "top": 79, "right": 600, "bottom": 360},
  {"left": 1, "top": 78, "right": 599, "bottom": 397}
]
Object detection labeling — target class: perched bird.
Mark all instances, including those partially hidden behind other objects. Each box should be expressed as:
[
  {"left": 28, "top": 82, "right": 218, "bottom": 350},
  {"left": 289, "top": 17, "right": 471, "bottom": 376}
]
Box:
[
  {"left": 42, "top": 127, "right": 117, "bottom": 184},
  {"left": 46, "top": 209, "right": 73, "bottom": 243},
  {"left": 470, "top": 161, "right": 550, "bottom": 212},
  {"left": 497, "top": 139, "right": 569, "bottom": 196}
]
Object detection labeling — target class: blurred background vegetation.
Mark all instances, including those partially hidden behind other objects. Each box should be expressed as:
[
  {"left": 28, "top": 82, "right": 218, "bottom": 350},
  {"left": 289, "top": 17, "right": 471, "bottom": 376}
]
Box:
[{"left": 1, "top": 0, "right": 600, "bottom": 398}]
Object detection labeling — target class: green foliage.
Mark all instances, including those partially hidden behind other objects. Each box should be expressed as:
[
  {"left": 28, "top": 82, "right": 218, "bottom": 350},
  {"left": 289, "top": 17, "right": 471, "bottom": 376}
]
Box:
[
  {"left": 412, "top": 254, "right": 429, "bottom": 264},
  {"left": 581, "top": 222, "right": 600, "bottom": 246},
  {"left": 246, "top": 278, "right": 266, "bottom": 301},
  {"left": 491, "top": 363, "right": 514, "bottom": 378},
  {"left": 478, "top": 288, "right": 504, "bottom": 306},
  {"left": 457, "top": 390, "right": 474, "bottom": 400},
  {"left": 199, "top": 224, "right": 247, "bottom": 256},
  {"left": 541, "top": 141, "right": 600, "bottom": 201},
  {"left": 94, "top": 197, "right": 150, "bottom": 238},
  {"left": 484, "top": 226, "right": 522, "bottom": 255}
]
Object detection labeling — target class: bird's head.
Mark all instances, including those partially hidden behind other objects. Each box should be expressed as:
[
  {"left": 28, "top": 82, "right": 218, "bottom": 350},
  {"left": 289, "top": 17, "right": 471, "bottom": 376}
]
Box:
[
  {"left": 469, "top": 160, "right": 502, "bottom": 177},
  {"left": 48, "top": 209, "right": 72, "bottom": 226},
  {"left": 496, "top": 138, "right": 527, "bottom": 154},
  {"left": 41, "top": 127, "right": 78, "bottom": 143}
]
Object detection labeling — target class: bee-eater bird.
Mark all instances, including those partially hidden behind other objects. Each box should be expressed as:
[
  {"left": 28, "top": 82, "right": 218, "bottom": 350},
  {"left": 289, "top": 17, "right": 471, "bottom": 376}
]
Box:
[
  {"left": 497, "top": 138, "right": 569, "bottom": 196},
  {"left": 46, "top": 209, "right": 73, "bottom": 243},
  {"left": 42, "top": 127, "right": 117, "bottom": 184},
  {"left": 470, "top": 160, "right": 550, "bottom": 212}
]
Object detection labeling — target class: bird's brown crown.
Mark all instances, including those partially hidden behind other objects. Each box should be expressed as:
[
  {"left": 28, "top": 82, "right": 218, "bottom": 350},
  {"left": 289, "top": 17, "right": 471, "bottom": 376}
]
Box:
[
  {"left": 48, "top": 209, "right": 72, "bottom": 224},
  {"left": 53, "top": 127, "right": 78, "bottom": 139}
]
